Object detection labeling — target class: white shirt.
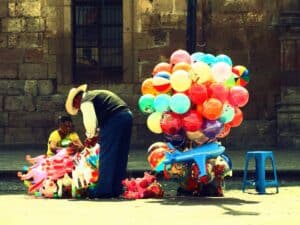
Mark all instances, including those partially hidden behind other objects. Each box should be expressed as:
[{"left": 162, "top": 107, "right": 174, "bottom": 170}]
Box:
[{"left": 80, "top": 98, "right": 99, "bottom": 138}]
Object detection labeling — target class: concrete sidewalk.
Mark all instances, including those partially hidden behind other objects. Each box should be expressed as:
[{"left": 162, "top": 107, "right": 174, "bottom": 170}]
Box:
[{"left": 0, "top": 145, "right": 300, "bottom": 179}]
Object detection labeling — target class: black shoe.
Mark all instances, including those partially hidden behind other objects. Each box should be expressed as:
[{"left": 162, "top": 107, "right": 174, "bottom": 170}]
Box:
[
  {"left": 176, "top": 187, "right": 194, "bottom": 197},
  {"left": 86, "top": 188, "right": 114, "bottom": 199}
]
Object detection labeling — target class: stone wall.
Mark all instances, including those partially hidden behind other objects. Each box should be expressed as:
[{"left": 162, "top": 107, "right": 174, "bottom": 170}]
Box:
[
  {"left": 0, "top": 0, "right": 295, "bottom": 150},
  {"left": 0, "top": 0, "right": 63, "bottom": 145}
]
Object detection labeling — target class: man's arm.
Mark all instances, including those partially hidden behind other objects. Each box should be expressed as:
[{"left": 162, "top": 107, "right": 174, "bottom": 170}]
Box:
[{"left": 80, "top": 101, "right": 98, "bottom": 138}]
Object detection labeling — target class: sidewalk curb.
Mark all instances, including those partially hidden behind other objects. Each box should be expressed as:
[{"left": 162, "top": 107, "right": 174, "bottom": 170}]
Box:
[{"left": 1, "top": 169, "right": 300, "bottom": 180}]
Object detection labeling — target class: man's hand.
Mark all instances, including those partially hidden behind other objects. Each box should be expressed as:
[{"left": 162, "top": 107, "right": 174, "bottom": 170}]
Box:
[{"left": 84, "top": 136, "right": 98, "bottom": 148}]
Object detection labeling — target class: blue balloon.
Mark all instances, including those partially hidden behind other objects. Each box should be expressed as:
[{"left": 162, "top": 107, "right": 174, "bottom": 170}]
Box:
[
  {"left": 215, "top": 54, "right": 233, "bottom": 66},
  {"left": 153, "top": 94, "right": 171, "bottom": 112},
  {"left": 169, "top": 93, "right": 191, "bottom": 114},
  {"left": 138, "top": 94, "right": 155, "bottom": 114},
  {"left": 155, "top": 71, "right": 171, "bottom": 79},
  {"left": 199, "top": 54, "right": 216, "bottom": 66},
  {"left": 191, "top": 52, "right": 205, "bottom": 63}
]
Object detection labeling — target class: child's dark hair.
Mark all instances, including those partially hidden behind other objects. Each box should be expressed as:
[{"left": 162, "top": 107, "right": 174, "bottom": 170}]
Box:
[{"left": 58, "top": 115, "right": 73, "bottom": 124}]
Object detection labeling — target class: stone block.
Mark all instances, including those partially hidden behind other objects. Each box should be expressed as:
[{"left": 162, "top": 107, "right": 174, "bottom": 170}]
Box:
[
  {"left": 24, "top": 80, "right": 38, "bottom": 96},
  {"left": 0, "top": 1, "right": 8, "bottom": 18},
  {"left": 48, "top": 63, "right": 57, "bottom": 79},
  {"left": 24, "top": 49, "right": 43, "bottom": 63},
  {"left": 0, "top": 81, "right": 8, "bottom": 95},
  {"left": 8, "top": 2, "right": 20, "bottom": 17},
  {"left": 24, "top": 95, "right": 36, "bottom": 112},
  {"left": 9, "top": 112, "right": 54, "bottom": 129},
  {"left": 26, "top": 18, "right": 45, "bottom": 32},
  {"left": 4, "top": 127, "right": 33, "bottom": 144},
  {"left": 136, "top": 0, "right": 153, "bottom": 14},
  {"left": 0, "top": 128, "right": 3, "bottom": 143},
  {"left": 0, "top": 63, "right": 18, "bottom": 79},
  {"left": 36, "top": 94, "right": 65, "bottom": 112},
  {"left": 0, "top": 96, "right": 3, "bottom": 111},
  {"left": 8, "top": 34, "right": 18, "bottom": 48},
  {"left": 1, "top": 18, "right": 26, "bottom": 32},
  {"left": 152, "top": 0, "right": 173, "bottom": 13},
  {"left": 133, "top": 124, "right": 163, "bottom": 147},
  {"left": 0, "top": 49, "right": 24, "bottom": 63},
  {"left": 18, "top": 33, "right": 43, "bottom": 48},
  {"left": 8, "top": 112, "right": 26, "bottom": 127},
  {"left": 19, "top": 64, "right": 47, "bottom": 80},
  {"left": 4, "top": 96, "right": 24, "bottom": 111},
  {"left": 0, "top": 112, "right": 8, "bottom": 127},
  {"left": 212, "top": 0, "right": 263, "bottom": 13},
  {"left": 25, "top": 112, "right": 54, "bottom": 128},
  {"left": 7, "top": 80, "right": 25, "bottom": 95},
  {"left": 37, "top": 80, "right": 55, "bottom": 95},
  {"left": 32, "top": 127, "right": 47, "bottom": 144},
  {"left": 0, "top": 34, "right": 7, "bottom": 48},
  {"left": 20, "top": 2, "right": 41, "bottom": 17}
]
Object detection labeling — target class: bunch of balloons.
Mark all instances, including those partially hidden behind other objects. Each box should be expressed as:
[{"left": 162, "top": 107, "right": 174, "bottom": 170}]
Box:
[{"left": 138, "top": 49, "right": 250, "bottom": 149}]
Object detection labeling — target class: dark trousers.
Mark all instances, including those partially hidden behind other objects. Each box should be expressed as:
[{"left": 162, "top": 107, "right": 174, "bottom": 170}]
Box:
[{"left": 92, "top": 110, "right": 133, "bottom": 197}]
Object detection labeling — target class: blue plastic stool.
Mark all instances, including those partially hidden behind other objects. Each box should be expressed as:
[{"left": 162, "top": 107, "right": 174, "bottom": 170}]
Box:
[{"left": 242, "top": 151, "right": 279, "bottom": 194}]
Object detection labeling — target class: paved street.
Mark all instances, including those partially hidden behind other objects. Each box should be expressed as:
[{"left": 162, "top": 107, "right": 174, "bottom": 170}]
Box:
[
  {"left": 0, "top": 181, "right": 299, "bottom": 225},
  {"left": 1, "top": 146, "right": 300, "bottom": 225}
]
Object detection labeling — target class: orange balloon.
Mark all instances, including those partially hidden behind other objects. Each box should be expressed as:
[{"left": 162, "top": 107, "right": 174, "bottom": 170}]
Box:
[
  {"left": 202, "top": 98, "right": 223, "bottom": 120},
  {"left": 152, "top": 62, "right": 172, "bottom": 75},
  {"left": 172, "top": 62, "right": 192, "bottom": 73},
  {"left": 141, "top": 78, "right": 159, "bottom": 95},
  {"left": 217, "top": 124, "right": 231, "bottom": 138},
  {"left": 228, "top": 107, "right": 243, "bottom": 127}
]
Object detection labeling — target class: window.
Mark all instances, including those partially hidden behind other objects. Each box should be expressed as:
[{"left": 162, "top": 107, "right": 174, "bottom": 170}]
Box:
[{"left": 72, "top": 0, "right": 123, "bottom": 83}]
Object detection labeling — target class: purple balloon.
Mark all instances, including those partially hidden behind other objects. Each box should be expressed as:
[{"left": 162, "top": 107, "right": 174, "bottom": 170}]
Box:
[
  {"left": 202, "top": 119, "right": 223, "bottom": 139},
  {"left": 164, "top": 130, "right": 186, "bottom": 148}
]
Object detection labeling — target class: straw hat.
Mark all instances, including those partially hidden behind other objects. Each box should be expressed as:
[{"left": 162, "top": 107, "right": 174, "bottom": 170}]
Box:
[{"left": 65, "top": 84, "right": 87, "bottom": 115}]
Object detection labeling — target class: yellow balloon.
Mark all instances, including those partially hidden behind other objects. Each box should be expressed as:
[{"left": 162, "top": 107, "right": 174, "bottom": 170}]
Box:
[
  {"left": 190, "top": 61, "right": 213, "bottom": 84},
  {"left": 147, "top": 112, "right": 163, "bottom": 134},
  {"left": 170, "top": 69, "right": 192, "bottom": 92}
]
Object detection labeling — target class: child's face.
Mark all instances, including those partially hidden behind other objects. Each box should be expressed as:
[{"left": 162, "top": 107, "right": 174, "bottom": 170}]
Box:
[{"left": 60, "top": 121, "right": 73, "bottom": 135}]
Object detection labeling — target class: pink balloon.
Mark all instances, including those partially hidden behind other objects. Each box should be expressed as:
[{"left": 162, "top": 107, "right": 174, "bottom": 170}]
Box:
[
  {"left": 228, "top": 86, "right": 249, "bottom": 107},
  {"left": 170, "top": 49, "right": 192, "bottom": 65}
]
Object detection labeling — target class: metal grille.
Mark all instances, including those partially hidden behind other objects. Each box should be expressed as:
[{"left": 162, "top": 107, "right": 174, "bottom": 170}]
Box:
[{"left": 73, "top": 0, "right": 123, "bottom": 83}]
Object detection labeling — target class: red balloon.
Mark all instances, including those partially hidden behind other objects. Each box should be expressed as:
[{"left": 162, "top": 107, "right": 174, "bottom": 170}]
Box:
[
  {"left": 182, "top": 110, "right": 203, "bottom": 132},
  {"left": 208, "top": 83, "right": 229, "bottom": 103},
  {"left": 202, "top": 98, "right": 223, "bottom": 120},
  {"left": 228, "top": 107, "right": 243, "bottom": 127},
  {"left": 152, "top": 62, "right": 172, "bottom": 76},
  {"left": 187, "top": 83, "right": 208, "bottom": 105},
  {"left": 160, "top": 112, "right": 182, "bottom": 135},
  {"left": 147, "top": 142, "right": 169, "bottom": 153},
  {"left": 228, "top": 86, "right": 249, "bottom": 107},
  {"left": 147, "top": 147, "right": 170, "bottom": 170},
  {"left": 217, "top": 124, "right": 231, "bottom": 138},
  {"left": 170, "top": 49, "right": 192, "bottom": 65}
]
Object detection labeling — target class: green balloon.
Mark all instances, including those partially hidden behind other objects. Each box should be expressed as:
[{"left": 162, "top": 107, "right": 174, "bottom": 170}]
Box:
[
  {"left": 61, "top": 138, "right": 72, "bottom": 147},
  {"left": 224, "top": 75, "right": 236, "bottom": 88},
  {"left": 138, "top": 94, "right": 155, "bottom": 114}
]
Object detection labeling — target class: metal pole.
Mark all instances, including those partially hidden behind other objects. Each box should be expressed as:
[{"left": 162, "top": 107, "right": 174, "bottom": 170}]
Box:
[{"left": 186, "top": 0, "right": 197, "bottom": 53}]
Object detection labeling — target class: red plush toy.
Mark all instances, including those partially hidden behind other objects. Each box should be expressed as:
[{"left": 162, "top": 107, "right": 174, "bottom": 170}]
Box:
[{"left": 122, "top": 172, "right": 164, "bottom": 199}]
